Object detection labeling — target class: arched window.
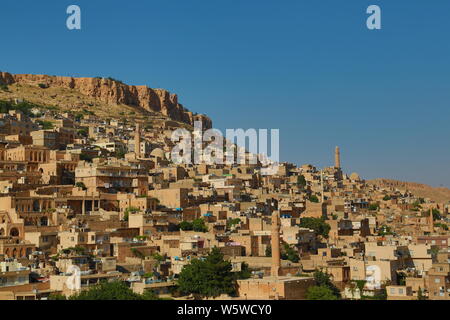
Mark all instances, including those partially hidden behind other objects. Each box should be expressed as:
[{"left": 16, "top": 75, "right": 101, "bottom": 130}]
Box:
[
  {"left": 33, "top": 200, "right": 40, "bottom": 212},
  {"left": 9, "top": 227, "right": 19, "bottom": 237}
]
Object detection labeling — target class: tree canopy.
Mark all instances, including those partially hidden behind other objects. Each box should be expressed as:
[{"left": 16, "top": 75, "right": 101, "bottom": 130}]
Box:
[
  {"left": 297, "top": 175, "right": 307, "bottom": 187},
  {"left": 179, "top": 218, "right": 208, "bottom": 232},
  {"left": 306, "top": 270, "right": 341, "bottom": 300},
  {"left": 49, "top": 281, "right": 168, "bottom": 300},
  {"left": 306, "top": 285, "right": 339, "bottom": 300},
  {"left": 281, "top": 243, "right": 300, "bottom": 263},
  {"left": 299, "top": 217, "right": 331, "bottom": 239},
  {"left": 177, "top": 247, "right": 237, "bottom": 298}
]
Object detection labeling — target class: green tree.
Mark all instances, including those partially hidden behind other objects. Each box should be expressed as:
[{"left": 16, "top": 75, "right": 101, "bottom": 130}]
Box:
[
  {"left": 432, "top": 209, "right": 442, "bottom": 221},
  {"left": 177, "top": 247, "right": 236, "bottom": 298},
  {"left": 80, "top": 153, "right": 94, "bottom": 162},
  {"left": 397, "top": 272, "right": 406, "bottom": 285},
  {"left": 353, "top": 280, "right": 366, "bottom": 293},
  {"left": 309, "top": 195, "right": 319, "bottom": 203},
  {"left": 418, "top": 287, "right": 427, "bottom": 300},
  {"left": 141, "top": 289, "right": 165, "bottom": 300},
  {"left": 179, "top": 221, "right": 193, "bottom": 231},
  {"left": 115, "top": 148, "right": 126, "bottom": 159},
  {"left": 411, "top": 200, "right": 422, "bottom": 211},
  {"left": 77, "top": 128, "right": 88, "bottom": 137},
  {"left": 235, "top": 262, "right": 252, "bottom": 280},
  {"left": 306, "top": 285, "right": 339, "bottom": 300},
  {"left": 372, "top": 288, "right": 387, "bottom": 300},
  {"left": 281, "top": 243, "right": 300, "bottom": 263},
  {"left": 48, "top": 293, "right": 67, "bottom": 300},
  {"left": 297, "top": 175, "right": 307, "bottom": 187},
  {"left": 299, "top": 217, "right": 331, "bottom": 239},
  {"left": 75, "top": 182, "right": 87, "bottom": 190},
  {"left": 152, "top": 252, "right": 165, "bottom": 262},
  {"left": 0, "top": 100, "right": 42, "bottom": 117},
  {"left": 192, "top": 218, "right": 208, "bottom": 232},
  {"left": 131, "top": 248, "right": 144, "bottom": 259},
  {"left": 36, "top": 120, "right": 54, "bottom": 129},
  {"left": 312, "top": 270, "right": 341, "bottom": 299},
  {"left": 368, "top": 203, "right": 379, "bottom": 211},
  {"left": 124, "top": 206, "right": 139, "bottom": 222},
  {"left": 434, "top": 223, "right": 448, "bottom": 231},
  {"left": 227, "top": 218, "right": 241, "bottom": 229},
  {"left": 69, "top": 281, "right": 142, "bottom": 300}
]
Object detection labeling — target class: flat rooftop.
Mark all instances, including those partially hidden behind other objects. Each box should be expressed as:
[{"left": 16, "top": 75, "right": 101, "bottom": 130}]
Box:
[{"left": 237, "top": 276, "right": 314, "bottom": 283}]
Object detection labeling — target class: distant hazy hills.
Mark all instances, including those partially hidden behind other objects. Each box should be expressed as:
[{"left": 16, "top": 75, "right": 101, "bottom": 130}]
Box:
[{"left": 368, "top": 178, "right": 450, "bottom": 203}]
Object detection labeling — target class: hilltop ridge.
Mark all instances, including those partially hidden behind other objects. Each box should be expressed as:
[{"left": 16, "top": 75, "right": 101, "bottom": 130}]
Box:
[
  {"left": 0, "top": 71, "right": 212, "bottom": 128},
  {"left": 368, "top": 178, "right": 450, "bottom": 203}
]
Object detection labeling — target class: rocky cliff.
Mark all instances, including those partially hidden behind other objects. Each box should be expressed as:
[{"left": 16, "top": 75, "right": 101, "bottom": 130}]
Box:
[{"left": 0, "top": 71, "right": 212, "bottom": 128}]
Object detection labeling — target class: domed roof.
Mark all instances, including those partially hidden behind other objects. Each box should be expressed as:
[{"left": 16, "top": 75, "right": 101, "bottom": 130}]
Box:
[
  {"left": 150, "top": 148, "right": 165, "bottom": 159},
  {"left": 350, "top": 172, "right": 360, "bottom": 181}
]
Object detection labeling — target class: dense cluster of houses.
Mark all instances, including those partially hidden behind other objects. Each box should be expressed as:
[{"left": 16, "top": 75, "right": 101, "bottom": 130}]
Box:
[{"left": 0, "top": 104, "right": 449, "bottom": 300}]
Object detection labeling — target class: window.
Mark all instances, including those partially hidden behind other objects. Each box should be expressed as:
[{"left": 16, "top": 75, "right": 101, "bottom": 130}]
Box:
[
  {"left": 390, "top": 288, "right": 396, "bottom": 294},
  {"left": 435, "top": 278, "right": 441, "bottom": 284},
  {"left": 398, "top": 288, "right": 404, "bottom": 294}
]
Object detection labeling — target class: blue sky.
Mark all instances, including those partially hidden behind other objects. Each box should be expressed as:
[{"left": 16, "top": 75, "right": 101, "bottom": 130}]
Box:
[{"left": 1, "top": 0, "right": 449, "bottom": 187}]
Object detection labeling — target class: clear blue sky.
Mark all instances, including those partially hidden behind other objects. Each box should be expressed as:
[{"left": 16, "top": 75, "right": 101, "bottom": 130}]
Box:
[{"left": 1, "top": 0, "right": 449, "bottom": 187}]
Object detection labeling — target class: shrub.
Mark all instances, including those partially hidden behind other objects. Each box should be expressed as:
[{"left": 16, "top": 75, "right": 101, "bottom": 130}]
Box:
[
  {"left": 178, "top": 247, "right": 236, "bottom": 298},
  {"left": 75, "top": 182, "right": 87, "bottom": 190},
  {"left": 299, "top": 217, "right": 331, "bottom": 238}
]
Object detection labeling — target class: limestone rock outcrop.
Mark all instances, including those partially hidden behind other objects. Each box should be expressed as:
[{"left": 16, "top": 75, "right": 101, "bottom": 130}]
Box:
[{"left": 0, "top": 72, "right": 212, "bottom": 128}]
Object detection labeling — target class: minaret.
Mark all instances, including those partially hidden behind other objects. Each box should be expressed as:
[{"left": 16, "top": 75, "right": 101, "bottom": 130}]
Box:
[
  {"left": 334, "top": 146, "right": 341, "bottom": 169},
  {"left": 134, "top": 123, "right": 141, "bottom": 158},
  {"left": 429, "top": 208, "right": 434, "bottom": 233},
  {"left": 320, "top": 169, "right": 324, "bottom": 202},
  {"left": 270, "top": 210, "right": 281, "bottom": 277}
]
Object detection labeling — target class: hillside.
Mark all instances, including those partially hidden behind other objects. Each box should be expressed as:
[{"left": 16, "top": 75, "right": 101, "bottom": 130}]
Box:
[
  {"left": 368, "top": 178, "right": 450, "bottom": 203},
  {"left": 0, "top": 71, "right": 212, "bottom": 129}
]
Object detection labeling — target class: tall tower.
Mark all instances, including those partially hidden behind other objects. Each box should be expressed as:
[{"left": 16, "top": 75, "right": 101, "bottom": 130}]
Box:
[
  {"left": 270, "top": 211, "right": 281, "bottom": 277},
  {"left": 335, "top": 146, "right": 341, "bottom": 169},
  {"left": 320, "top": 169, "right": 324, "bottom": 202},
  {"left": 134, "top": 123, "right": 141, "bottom": 158},
  {"left": 429, "top": 208, "right": 434, "bottom": 233}
]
